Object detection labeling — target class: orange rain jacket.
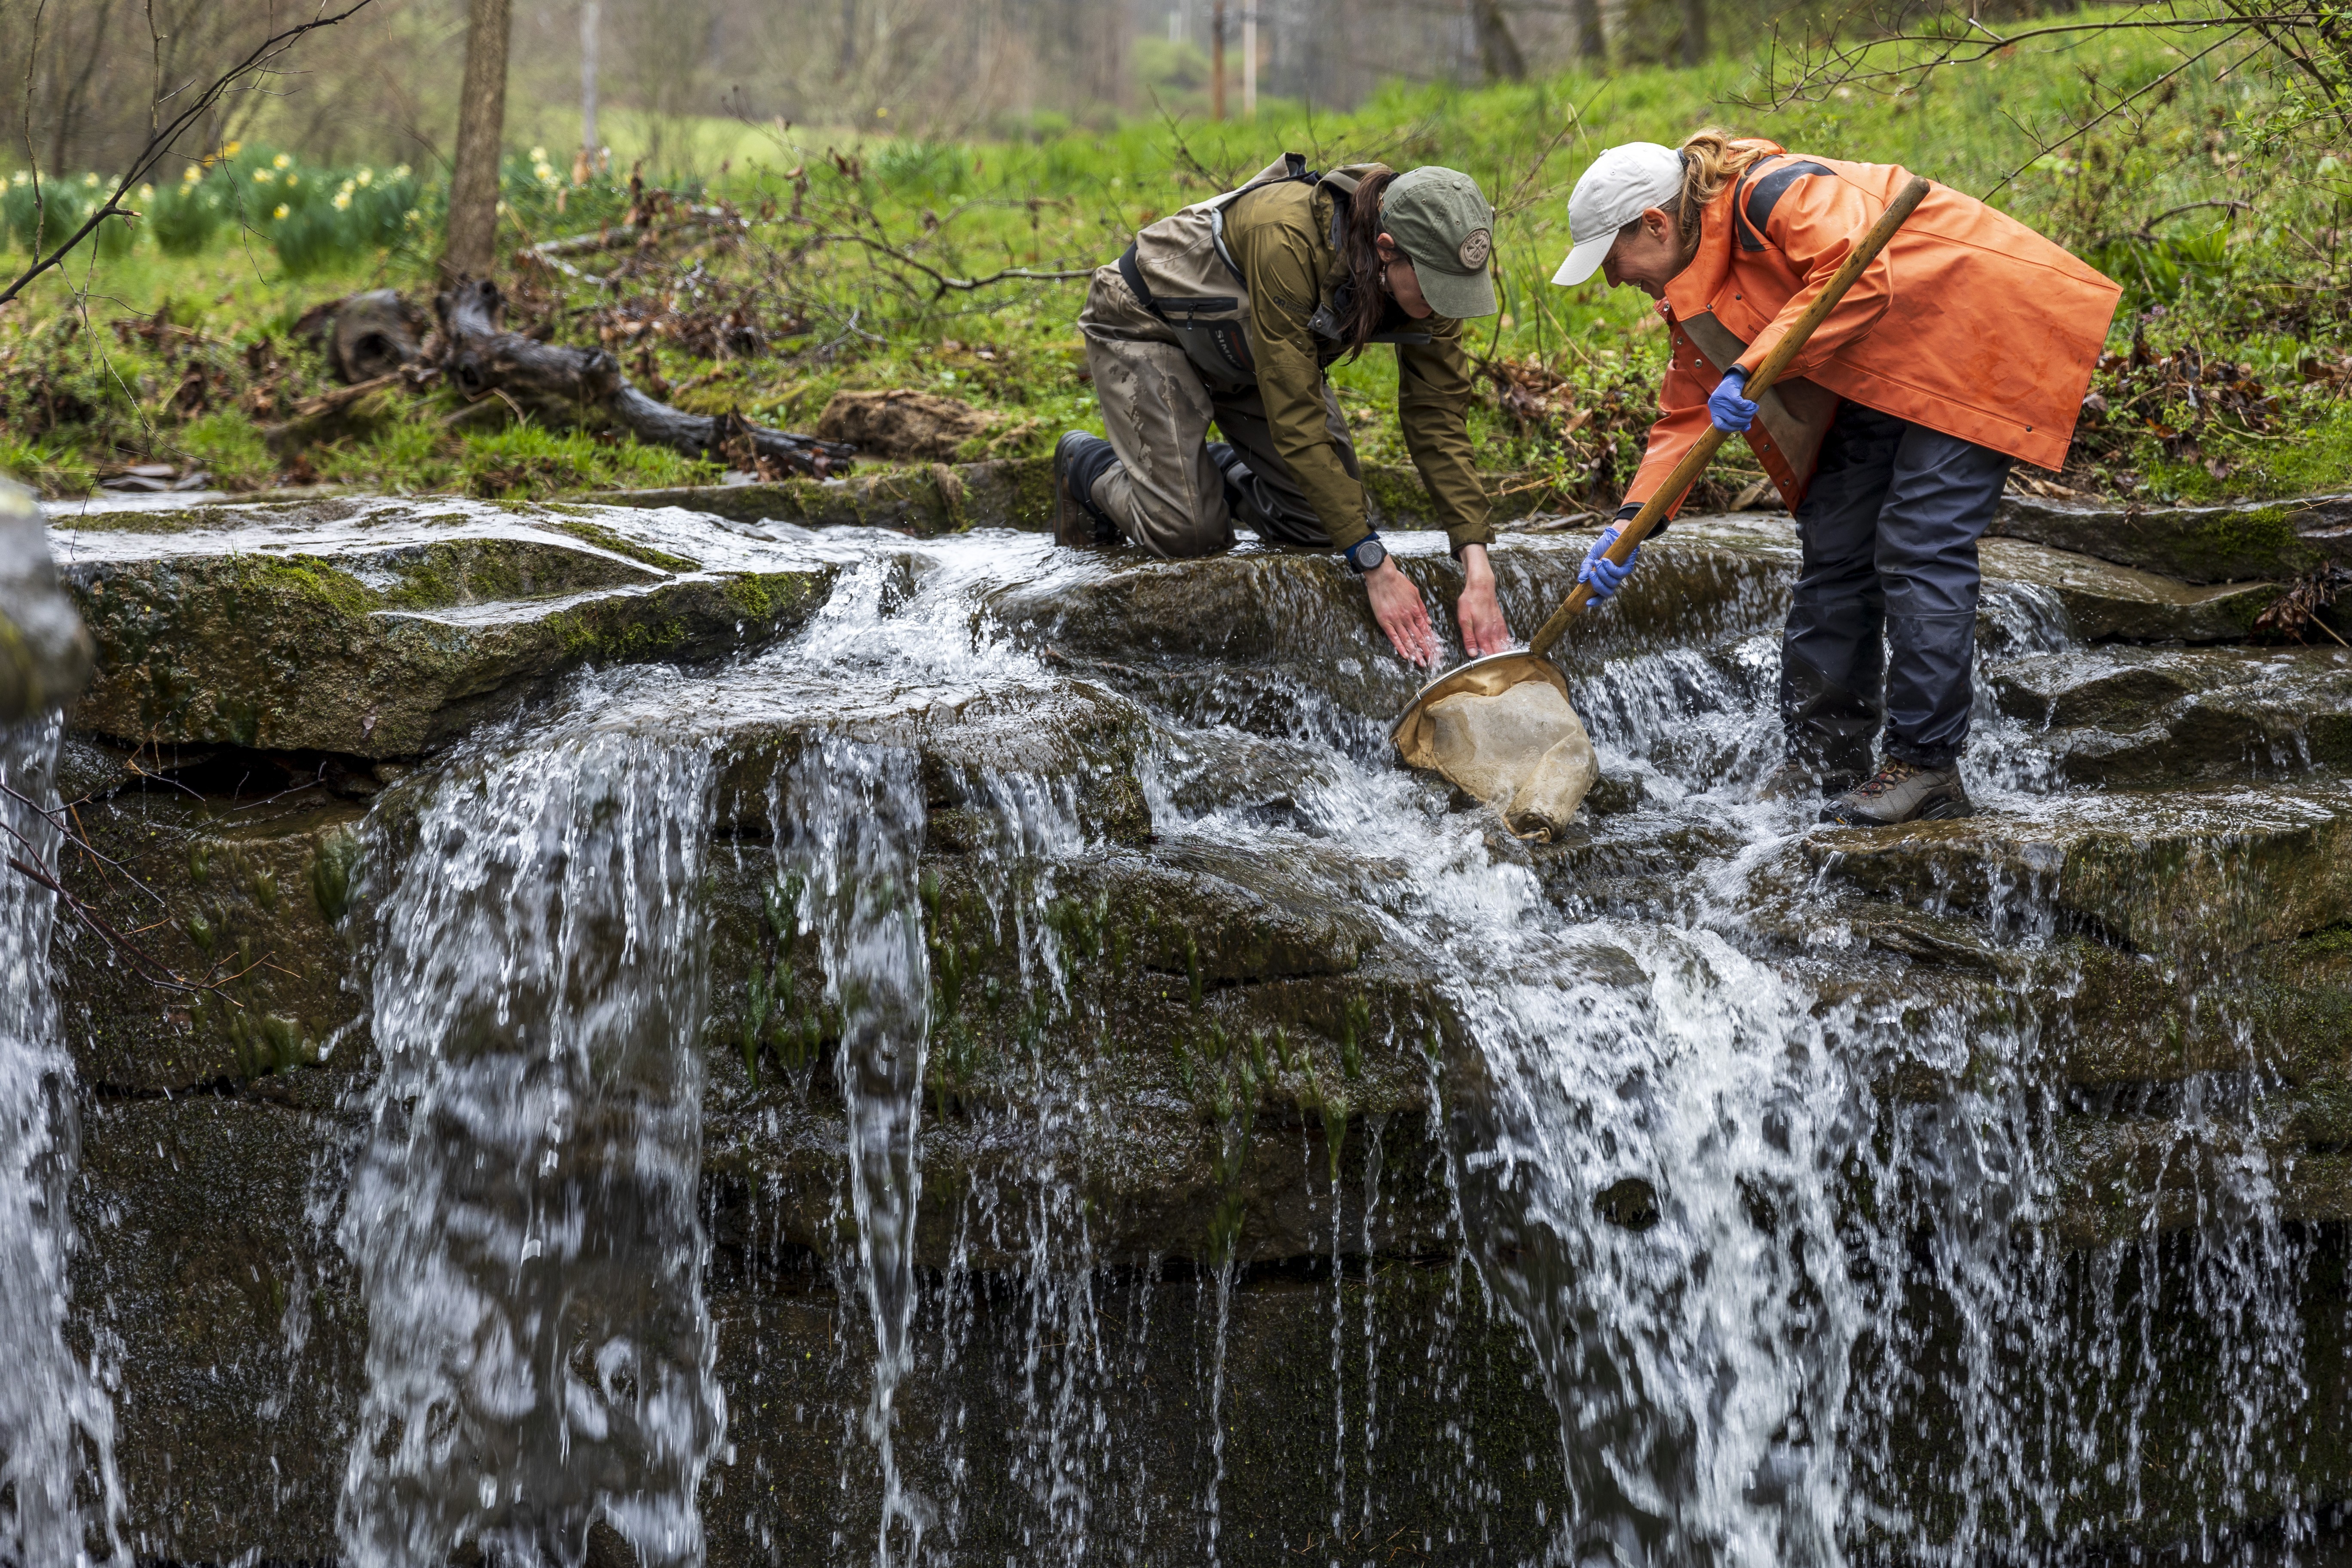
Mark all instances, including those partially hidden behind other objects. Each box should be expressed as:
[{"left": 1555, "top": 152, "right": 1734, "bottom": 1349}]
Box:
[{"left": 1621, "top": 144, "right": 2121, "bottom": 518}]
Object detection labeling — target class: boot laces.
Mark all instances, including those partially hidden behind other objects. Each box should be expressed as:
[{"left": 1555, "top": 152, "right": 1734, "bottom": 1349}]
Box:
[{"left": 1852, "top": 760, "right": 1922, "bottom": 799}]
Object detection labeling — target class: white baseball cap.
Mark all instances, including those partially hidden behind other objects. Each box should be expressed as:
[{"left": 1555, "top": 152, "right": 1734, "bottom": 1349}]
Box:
[{"left": 1552, "top": 142, "right": 1685, "bottom": 286}]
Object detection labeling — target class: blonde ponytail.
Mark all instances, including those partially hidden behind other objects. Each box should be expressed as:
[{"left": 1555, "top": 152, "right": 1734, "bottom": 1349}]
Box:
[{"left": 1673, "top": 128, "right": 1773, "bottom": 234}]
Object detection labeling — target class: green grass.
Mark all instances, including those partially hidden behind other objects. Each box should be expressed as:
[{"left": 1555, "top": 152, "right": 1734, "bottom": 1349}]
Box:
[{"left": 5, "top": 7, "right": 2348, "bottom": 506}]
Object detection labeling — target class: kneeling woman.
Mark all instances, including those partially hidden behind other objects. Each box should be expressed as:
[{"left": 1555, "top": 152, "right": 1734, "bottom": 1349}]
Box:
[
  {"left": 1556, "top": 131, "right": 2119, "bottom": 824},
  {"left": 1055, "top": 156, "right": 1511, "bottom": 666}
]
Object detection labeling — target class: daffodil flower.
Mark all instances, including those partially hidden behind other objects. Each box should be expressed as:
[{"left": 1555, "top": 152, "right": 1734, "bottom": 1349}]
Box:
[
  {"left": 273, "top": 152, "right": 291, "bottom": 169},
  {"left": 273, "top": 202, "right": 289, "bottom": 220}
]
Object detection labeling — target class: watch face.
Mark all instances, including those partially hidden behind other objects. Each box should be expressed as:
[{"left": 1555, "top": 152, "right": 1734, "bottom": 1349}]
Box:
[{"left": 1354, "top": 540, "right": 1386, "bottom": 573}]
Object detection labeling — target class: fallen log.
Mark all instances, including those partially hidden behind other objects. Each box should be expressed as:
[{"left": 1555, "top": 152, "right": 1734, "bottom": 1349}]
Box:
[
  {"left": 519, "top": 207, "right": 745, "bottom": 286},
  {"left": 434, "top": 278, "right": 854, "bottom": 477}
]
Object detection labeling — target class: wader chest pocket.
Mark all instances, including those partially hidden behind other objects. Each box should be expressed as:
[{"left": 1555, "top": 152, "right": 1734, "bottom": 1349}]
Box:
[{"left": 1158, "top": 298, "right": 1255, "bottom": 381}]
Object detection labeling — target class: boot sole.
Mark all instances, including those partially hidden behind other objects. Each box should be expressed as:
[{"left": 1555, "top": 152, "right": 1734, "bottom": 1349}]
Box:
[{"left": 1818, "top": 793, "right": 1976, "bottom": 827}]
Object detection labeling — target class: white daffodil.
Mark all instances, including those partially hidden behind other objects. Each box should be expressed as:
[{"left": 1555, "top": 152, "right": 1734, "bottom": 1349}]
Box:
[
  {"left": 356, "top": 167, "right": 374, "bottom": 187},
  {"left": 334, "top": 190, "right": 352, "bottom": 210},
  {"left": 393, "top": 164, "right": 412, "bottom": 181},
  {"left": 254, "top": 168, "right": 274, "bottom": 184},
  {"left": 273, "top": 152, "right": 291, "bottom": 169}
]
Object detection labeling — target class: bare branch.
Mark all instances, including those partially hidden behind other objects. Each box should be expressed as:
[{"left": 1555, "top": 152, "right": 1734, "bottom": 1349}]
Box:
[{"left": 0, "top": 0, "right": 382, "bottom": 308}]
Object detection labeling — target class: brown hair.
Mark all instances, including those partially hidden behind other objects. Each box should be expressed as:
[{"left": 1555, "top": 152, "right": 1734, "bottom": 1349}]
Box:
[
  {"left": 1617, "top": 128, "right": 1774, "bottom": 254},
  {"left": 1340, "top": 165, "right": 1400, "bottom": 362}
]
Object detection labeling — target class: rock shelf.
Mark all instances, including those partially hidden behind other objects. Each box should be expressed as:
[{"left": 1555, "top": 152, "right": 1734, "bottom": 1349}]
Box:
[{"left": 29, "top": 495, "right": 2352, "bottom": 1564}]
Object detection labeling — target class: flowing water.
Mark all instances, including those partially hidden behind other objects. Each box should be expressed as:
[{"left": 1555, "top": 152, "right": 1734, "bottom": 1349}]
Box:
[
  {"left": 18, "top": 512, "right": 2344, "bottom": 1564},
  {"left": 338, "top": 720, "right": 727, "bottom": 1568},
  {"left": 0, "top": 717, "right": 121, "bottom": 1568}
]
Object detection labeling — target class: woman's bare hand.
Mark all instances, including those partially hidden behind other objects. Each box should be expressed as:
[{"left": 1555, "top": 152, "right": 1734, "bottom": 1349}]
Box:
[
  {"left": 1455, "top": 544, "right": 1512, "bottom": 657},
  {"left": 1364, "top": 557, "right": 1440, "bottom": 667}
]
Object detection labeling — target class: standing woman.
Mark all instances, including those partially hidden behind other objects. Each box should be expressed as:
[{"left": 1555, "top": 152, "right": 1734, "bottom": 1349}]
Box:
[
  {"left": 1554, "top": 131, "right": 2120, "bottom": 825},
  {"left": 1054, "top": 155, "right": 1513, "bottom": 668}
]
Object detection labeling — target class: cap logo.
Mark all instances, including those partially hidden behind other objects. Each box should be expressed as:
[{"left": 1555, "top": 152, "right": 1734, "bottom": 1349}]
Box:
[{"left": 1457, "top": 228, "right": 1492, "bottom": 269}]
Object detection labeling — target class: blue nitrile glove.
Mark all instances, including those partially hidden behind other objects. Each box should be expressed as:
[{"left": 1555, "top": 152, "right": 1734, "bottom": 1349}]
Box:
[
  {"left": 1578, "top": 525, "right": 1639, "bottom": 601},
  {"left": 1708, "top": 368, "right": 1758, "bottom": 433}
]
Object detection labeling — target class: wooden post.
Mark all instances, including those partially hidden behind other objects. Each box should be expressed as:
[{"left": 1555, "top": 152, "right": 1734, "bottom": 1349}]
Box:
[
  {"left": 442, "top": 0, "right": 513, "bottom": 280},
  {"left": 1212, "top": 1, "right": 1226, "bottom": 122},
  {"left": 1242, "top": 7, "right": 1256, "bottom": 119},
  {"left": 579, "top": 0, "right": 600, "bottom": 158}
]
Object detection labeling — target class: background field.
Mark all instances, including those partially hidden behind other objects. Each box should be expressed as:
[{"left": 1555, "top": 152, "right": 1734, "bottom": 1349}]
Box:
[{"left": 6, "top": 7, "right": 2347, "bottom": 509}]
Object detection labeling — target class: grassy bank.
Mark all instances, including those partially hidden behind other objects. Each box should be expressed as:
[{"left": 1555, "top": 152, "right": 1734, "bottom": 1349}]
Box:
[{"left": 5, "top": 8, "right": 2347, "bottom": 508}]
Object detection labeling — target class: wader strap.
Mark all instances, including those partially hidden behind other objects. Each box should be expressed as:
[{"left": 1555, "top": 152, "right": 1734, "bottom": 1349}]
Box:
[{"left": 1118, "top": 243, "right": 1163, "bottom": 319}]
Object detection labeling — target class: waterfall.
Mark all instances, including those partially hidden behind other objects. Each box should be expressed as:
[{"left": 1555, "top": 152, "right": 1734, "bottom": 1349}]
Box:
[
  {"left": 338, "top": 722, "right": 726, "bottom": 1568},
  {"left": 0, "top": 716, "right": 121, "bottom": 1568},
  {"left": 291, "top": 521, "right": 2334, "bottom": 1565},
  {"left": 776, "top": 739, "right": 935, "bottom": 1566}
]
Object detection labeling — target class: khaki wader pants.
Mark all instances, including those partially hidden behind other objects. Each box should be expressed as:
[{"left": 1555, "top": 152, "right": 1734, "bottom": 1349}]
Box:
[{"left": 1075, "top": 262, "right": 1359, "bottom": 559}]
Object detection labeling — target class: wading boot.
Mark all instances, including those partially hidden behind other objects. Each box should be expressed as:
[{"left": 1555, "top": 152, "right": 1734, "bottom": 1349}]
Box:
[
  {"left": 1819, "top": 760, "right": 1975, "bottom": 827},
  {"left": 1052, "top": 432, "right": 1121, "bottom": 548},
  {"left": 1206, "top": 441, "right": 1252, "bottom": 519}
]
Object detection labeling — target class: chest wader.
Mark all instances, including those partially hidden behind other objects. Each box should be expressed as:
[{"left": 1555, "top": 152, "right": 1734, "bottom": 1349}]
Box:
[{"left": 1083, "top": 155, "right": 1433, "bottom": 553}]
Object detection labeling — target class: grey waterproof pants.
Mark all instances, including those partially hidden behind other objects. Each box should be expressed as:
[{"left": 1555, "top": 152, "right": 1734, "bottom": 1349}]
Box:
[
  {"left": 1780, "top": 402, "right": 2012, "bottom": 772},
  {"left": 1075, "top": 262, "right": 1354, "bottom": 557}
]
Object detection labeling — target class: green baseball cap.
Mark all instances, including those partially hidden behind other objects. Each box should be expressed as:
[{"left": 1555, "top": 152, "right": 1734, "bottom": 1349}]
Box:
[{"left": 1380, "top": 166, "right": 1498, "bottom": 320}]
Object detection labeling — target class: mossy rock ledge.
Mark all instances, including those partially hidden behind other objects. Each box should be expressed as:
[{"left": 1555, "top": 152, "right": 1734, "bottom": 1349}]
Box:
[{"left": 50, "top": 495, "right": 840, "bottom": 756}]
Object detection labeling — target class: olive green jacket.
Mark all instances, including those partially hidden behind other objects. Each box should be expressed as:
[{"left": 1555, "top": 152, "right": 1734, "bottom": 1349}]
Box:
[{"left": 1219, "top": 181, "right": 1493, "bottom": 555}]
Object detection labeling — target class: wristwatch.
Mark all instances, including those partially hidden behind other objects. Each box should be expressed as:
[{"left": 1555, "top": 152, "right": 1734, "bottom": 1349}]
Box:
[{"left": 1343, "top": 536, "right": 1387, "bottom": 576}]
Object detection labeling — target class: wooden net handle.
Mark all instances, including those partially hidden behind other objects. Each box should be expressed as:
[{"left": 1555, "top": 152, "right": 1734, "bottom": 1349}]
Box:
[{"left": 1525, "top": 173, "right": 1934, "bottom": 659}]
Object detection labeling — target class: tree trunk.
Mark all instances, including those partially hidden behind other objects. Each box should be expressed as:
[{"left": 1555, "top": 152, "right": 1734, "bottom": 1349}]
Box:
[
  {"left": 1469, "top": 0, "right": 1528, "bottom": 81},
  {"left": 442, "top": 0, "right": 513, "bottom": 280},
  {"left": 579, "top": 0, "right": 600, "bottom": 154},
  {"left": 1571, "top": 0, "right": 1605, "bottom": 67},
  {"left": 1680, "top": 0, "right": 1707, "bottom": 66}
]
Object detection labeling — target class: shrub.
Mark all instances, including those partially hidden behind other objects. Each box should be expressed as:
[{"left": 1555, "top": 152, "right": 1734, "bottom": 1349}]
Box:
[
  {"left": 3, "top": 176, "right": 89, "bottom": 254},
  {"left": 150, "top": 170, "right": 224, "bottom": 254}
]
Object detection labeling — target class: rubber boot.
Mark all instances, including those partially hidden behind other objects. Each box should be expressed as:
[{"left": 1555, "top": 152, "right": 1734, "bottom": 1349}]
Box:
[{"left": 1052, "top": 432, "right": 1122, "bottom": 548}]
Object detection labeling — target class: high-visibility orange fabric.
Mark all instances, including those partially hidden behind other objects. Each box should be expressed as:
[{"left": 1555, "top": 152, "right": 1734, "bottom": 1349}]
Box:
[{"left": 1622, "top": 145, "right": 2121, "bottom": 515}]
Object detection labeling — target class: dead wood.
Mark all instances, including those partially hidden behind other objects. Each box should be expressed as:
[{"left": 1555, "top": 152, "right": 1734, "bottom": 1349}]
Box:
[
  {"left": 261, "top": 373, "right": 409, "bottom": 455},
  {"left": 432, "top": 278, "right": 854, "bottom": 477}
]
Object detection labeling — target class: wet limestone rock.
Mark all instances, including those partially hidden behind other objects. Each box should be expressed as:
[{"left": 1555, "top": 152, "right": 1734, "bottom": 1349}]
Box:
[
  {"left": 1990, "top": 645, "right": 2352, "bottom": 785},
  {"left": 814, "top": 387, "right": 995, "bottom": 460},
  {"left": 1994, "top": 490, "right": 2352, "bottom": 585},
  {"left": 55, "top": 760, "right": 373, "bottom": 1092},
  {"left": 1806, "top": 782, "right": 2352, "bottom": 962},
  {"left": 52, "top": 497, "right": 841, "bottom": 756},
  {"left": 584, "top": 457, "right": 1546, "bottom": 534},
  {"left": 0, "top": 477, "right": 94, "bottom": 719},
  {"left": 1979, "top": 536, "right": 2284, "bottom": 642}
]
